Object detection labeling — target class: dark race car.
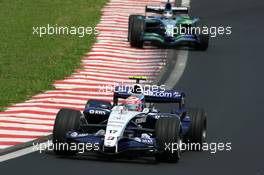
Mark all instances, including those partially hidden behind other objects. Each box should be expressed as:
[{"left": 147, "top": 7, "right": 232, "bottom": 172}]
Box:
[
  {"left": 128, "top": 1, "right": 209, "bottom": 50},
  {"left": 52, "top": 77, "right": 207, "bottom": 163}
]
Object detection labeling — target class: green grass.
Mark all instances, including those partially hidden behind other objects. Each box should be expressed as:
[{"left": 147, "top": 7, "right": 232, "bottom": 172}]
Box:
[{"left": 0, "top": 0, "right": 107, "bottom": 110}]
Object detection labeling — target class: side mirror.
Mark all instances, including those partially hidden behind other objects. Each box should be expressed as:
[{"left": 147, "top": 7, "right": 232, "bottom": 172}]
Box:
[{"left": 151, "top": 107, "right": 159, "bottom": 113}]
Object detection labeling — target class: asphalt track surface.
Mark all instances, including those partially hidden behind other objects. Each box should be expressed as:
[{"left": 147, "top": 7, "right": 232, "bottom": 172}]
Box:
[{"left": 1, "top": 0, "right": 264, "bottom": 174}]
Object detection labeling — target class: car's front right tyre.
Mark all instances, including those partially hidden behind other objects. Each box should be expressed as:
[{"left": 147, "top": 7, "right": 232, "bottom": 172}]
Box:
[
  {"left": 128, "top": 15, "right": 138, "bottom": 42},
  {"left": 129, "top": 15, "right": 145, "bottom": 48},
  {"left": 53, "top": 108, "right": 81, "bottom": 155}
]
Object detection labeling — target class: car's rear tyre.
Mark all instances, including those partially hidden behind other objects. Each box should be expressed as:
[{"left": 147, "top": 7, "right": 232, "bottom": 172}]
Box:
[
  {"left": 53, "top": 108, "right": 81, "bottom": 155},
  {"left": 130, "top": 15, "right": 145, "bottom": 48},
  {"left": 155, "top": 117, "right": 182, "bottom": 163},
  {"left": 186, "top": 108, "right": 207, "bottom": 151}
]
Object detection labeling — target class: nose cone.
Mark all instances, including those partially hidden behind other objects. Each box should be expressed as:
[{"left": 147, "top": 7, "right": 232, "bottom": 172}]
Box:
[
  {"left": 103, "top": 109, "right": 123, "bottom": 148},
  {"left": 104, "top": 136, "right": 118, "bottom": 147},
  {"left": 103, "top": 106, "right": 141, "bottom": 149}
]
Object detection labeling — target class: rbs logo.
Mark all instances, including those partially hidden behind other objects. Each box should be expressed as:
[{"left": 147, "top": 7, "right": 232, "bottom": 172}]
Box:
[{"left": 89, "top": 110, "right": 106, "bottom": 115}]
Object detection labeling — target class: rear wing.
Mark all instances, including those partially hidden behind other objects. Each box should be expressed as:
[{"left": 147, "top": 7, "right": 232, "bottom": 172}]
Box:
[
  {"left": 145, "top": 6, "right": 188, "bottom": 14},
  {"left": 129, "top": 76, "right": 147, "bottom": 83},
  {"left": 113, "top": 85, "right": 185, "bottom": 107}
]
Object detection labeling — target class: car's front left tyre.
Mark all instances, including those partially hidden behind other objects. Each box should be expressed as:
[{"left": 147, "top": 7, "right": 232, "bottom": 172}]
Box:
[
  {"left": 155, "top": 117, "right": 182, "bottom": 163},
  {"left": 197, "top": 33, "right": 209, "bottom": 50},
  {"left": 196, "top": 23, "right": 209, "bottom": 50}
]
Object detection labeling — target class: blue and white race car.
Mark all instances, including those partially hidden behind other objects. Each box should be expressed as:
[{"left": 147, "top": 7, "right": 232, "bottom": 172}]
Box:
[
  {"left": 52, "top": 77, "right": 207, "bottom": 163},
  {"left": 128, "top": 1, "right": 209, "bottom": 50}
]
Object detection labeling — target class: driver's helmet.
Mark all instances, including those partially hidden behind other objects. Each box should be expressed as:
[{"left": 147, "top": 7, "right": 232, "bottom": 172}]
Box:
[
  {"left": 124, "top": 96, "right": 143, "bottom": 112},
  {"left": 163, "top": 10, "right": 173, "bottom": 19}
]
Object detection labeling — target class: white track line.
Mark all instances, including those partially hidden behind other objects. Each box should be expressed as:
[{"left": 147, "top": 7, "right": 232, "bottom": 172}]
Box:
[
  {"left": 0, "top": 141, "right": 51, "bottom": 162},
  {"left": 165, "top": 50, "right": 189, "bottom": 89}
]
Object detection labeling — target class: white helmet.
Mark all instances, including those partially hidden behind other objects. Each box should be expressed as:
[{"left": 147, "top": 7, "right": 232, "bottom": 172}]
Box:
[{"left": 163, "top": 11, "right": 173, "bottom": 19}]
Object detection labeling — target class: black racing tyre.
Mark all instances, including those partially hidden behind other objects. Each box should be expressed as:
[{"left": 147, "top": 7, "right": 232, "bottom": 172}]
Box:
[
  {"left": 186, "top": 108, "right": 207, "bottom": 151},
  {"left": 85, "top": 99, "right": 112, "bottom": 110},
  {"left": 155, "top": 117, "right": 182, "bottom": 163},
  {"left": 197, "top": 33, "right": 209, "bottom": 50},
  {"left": 130, "top": 15, "right": 145, "bottom": 48},
  {"left": 196, "top": 23, "right": 209, "bottom": 50},
  {"left": 53, "top": 108, "right": 81, "bottom": 155},
  {"left": 128, "top": 15, "right": 140, "bottom": 42}
]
